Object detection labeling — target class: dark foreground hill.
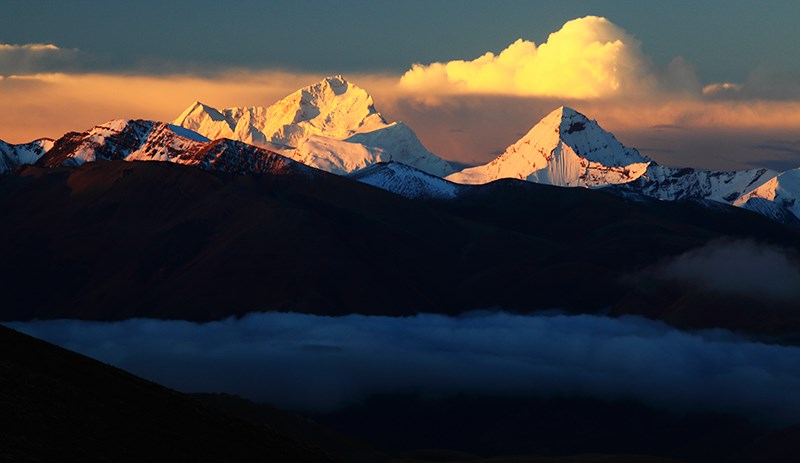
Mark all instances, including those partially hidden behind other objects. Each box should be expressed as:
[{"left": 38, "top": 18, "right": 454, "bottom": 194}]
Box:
[
  {"left": 0, "top": 324, "right": 688, "bottom": 463},
  {"left": 0, "top": 324, "right": 338, "bottom": 462},
  {"left": 4, "top": 322, "right": 799, "bottom": 463},
  {"left": 1, "top": 160, "right": 799, "bottom": 336}
]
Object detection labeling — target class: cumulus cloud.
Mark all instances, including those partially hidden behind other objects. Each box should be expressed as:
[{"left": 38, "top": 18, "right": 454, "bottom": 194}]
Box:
[
  {"left": 653, "top": 239, "right": 800, "bottom": 301},
  {"left": 0, "top": 42, "right": 81, "bottom": 75},
  {"left": 398, "top": 16, "right": 700, "bottom": 98},
  {"left": 8, "top": 311, "right": 800, "bottom": 424}
]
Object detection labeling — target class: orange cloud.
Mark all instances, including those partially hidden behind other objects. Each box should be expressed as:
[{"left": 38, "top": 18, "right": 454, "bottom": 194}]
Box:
[
  {"left": 399, "top": 16, "right": 700, "bottom": 98},
  {"left": 0, "top": 43, "right": 61, "bottom": 52}
]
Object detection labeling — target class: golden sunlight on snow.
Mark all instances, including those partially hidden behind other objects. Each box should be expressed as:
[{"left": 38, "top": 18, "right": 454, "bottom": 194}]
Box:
[{"left": 399, "top": 16, "right": 699, "bottom": 98}]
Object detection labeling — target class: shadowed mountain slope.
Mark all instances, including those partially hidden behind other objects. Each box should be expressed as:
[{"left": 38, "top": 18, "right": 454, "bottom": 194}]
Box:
[
  {"left": 1, "top": 160, "right": 799, "bottom": 336},
  {"left": 0, "top": 324, "right": 338, "bottom": 462}
]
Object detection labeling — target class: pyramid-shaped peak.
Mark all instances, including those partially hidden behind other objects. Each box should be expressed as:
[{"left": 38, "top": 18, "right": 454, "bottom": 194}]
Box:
[
  {"left": 174, "top": 101, "right": 227, "bottom": 125},
  {"left": 544, "top": 106, "right": 589, "bottom": 123},
  {"left": 183, "top": 101, "right": 219, "bottom": 113},
  {"left": 530, "top": 106, "right": 605, "bottom": 138},
  {"left": 558, "top": 105, "right": 584, "bottom": 117}
]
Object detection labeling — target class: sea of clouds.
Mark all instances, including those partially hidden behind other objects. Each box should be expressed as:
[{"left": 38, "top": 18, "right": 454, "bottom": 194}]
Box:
[{"left": 9, "top": 311, "right": 800, "bottom": 424}]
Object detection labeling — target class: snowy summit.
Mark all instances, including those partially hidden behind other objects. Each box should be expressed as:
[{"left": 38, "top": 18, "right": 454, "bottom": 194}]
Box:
[
  {"left": 174, "top": 76, "right": 454, "bottom": 177},
  {"left": 447, "top": 106, "right": 651, "bottom": 187}
]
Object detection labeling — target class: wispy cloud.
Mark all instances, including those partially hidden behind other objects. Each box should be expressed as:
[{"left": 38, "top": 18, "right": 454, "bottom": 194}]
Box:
[
  {"left": 644, "top": 239, "right": 800, "bottom": 301},
  {"left": 0, "top": 42, "right": 82, "bottom": 75},
  {"left": 0, "top": 43, "right": 61, "bottom": 52},
  {"left": 705, "top": 68, "right": 800, "bottom": 101},
  {"left": 8, "top": 311, "right": 800, "bottom": 424}
]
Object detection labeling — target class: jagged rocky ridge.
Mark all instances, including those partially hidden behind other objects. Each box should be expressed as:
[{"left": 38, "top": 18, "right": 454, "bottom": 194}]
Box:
[
  {"left": 36, "top": 119, "right": 312, "bottom": 176},
  {"left": 0, "top": 138, "right": 54, "bottom": 174}
]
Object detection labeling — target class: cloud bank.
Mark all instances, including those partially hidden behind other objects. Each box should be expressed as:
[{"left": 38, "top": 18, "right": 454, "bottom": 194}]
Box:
[
  {"left": 653, "top": 239, "right": 800, "bottom": 301},
  {"left": 399, "top": 16, "right": 700, "bottom": 98},
  {"left": 9, "top": 312, "right": 800, "bottom": 424}
]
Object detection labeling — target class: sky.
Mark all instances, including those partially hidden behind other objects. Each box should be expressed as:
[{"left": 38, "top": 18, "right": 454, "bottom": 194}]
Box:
[{"left": 2, "top": 0, "right": 800, "bottom": 170}]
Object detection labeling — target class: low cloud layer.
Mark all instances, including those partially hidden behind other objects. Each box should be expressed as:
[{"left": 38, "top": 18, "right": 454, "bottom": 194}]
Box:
[
  {"left": 8, "top": 312, "right": 800, "bottom": 424},
  {"left": 652, "top": 239, "right": 800, "bottom": 301},
  {"left": 399, "top": 16, "right": 700, "bottom": 98}
]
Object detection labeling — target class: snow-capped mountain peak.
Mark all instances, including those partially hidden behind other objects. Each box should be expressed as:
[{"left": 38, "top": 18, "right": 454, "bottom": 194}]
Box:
[
  {"left": 258, "top": 75, "right": 388, "bottom": 146},
  {"left": 0, "top": 138, "right": 54, "bottom": 173},
  {"left": 172, "top": 76, "right": 453, "bottom": 177},
  {"left": 733, "top": 168, "right": 800, "bottom": 222},
  {"left": 38, "top": 119, "right": 211, "bottom": 167},
  {"left": 447, "top": 106, "right": 650, "bottom": 187}
]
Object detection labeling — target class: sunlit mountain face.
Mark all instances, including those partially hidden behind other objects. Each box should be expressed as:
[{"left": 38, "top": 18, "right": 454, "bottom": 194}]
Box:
[{"left": 2, "top": 7, "right": 800, "bottom": 463}]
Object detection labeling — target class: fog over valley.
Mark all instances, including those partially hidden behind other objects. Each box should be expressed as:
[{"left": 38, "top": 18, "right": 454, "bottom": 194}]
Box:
[{"left": 9, "top": 311, "right": 800, "bottom": 423}]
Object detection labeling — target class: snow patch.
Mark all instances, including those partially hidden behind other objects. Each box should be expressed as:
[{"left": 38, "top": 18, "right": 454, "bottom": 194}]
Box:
[
  {"left": 350, "top": 162, "right": 461, "bottom": 199},
  {"left": 167, "top": 124, "right": 210, "bottom": 142}
]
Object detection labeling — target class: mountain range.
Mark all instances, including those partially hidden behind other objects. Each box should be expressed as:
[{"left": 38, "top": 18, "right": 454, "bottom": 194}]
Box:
[
  {"left": 2, "top": 76, "right": 800, "bottom": 332},
  {"left": 3, "top": 75, "right": 800, "bottom": 463},
  {"left": 2, "top": 75, "right": 798, "bottom": 224}
]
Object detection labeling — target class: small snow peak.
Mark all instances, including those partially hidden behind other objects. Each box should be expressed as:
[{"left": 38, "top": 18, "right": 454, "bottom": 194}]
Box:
[
  {"left": 548, "top": 106, "right": 586, "bottom": 122},
  {"left": 322, "top": 75, "right": 349, "bottom": 95},
  {"left": 559, "top": 106, "right": 580, "bottom": 116},
  {"left": 326, "top": 74, "right": 347, "bottom": 84},
  {"left": 173, "top": 101, "right": 222, "bottom": 126},
  {"left": 98, "top": 119, "right": 131, "bottom": 132},
  {"left": 185, "top": 101, "right": 212, "bottom": 113}
]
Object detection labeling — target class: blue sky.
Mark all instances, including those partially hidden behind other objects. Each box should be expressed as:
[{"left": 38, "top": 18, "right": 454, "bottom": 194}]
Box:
[{"left": 3, "top": 0, "right": 797, "bottom": 80}]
